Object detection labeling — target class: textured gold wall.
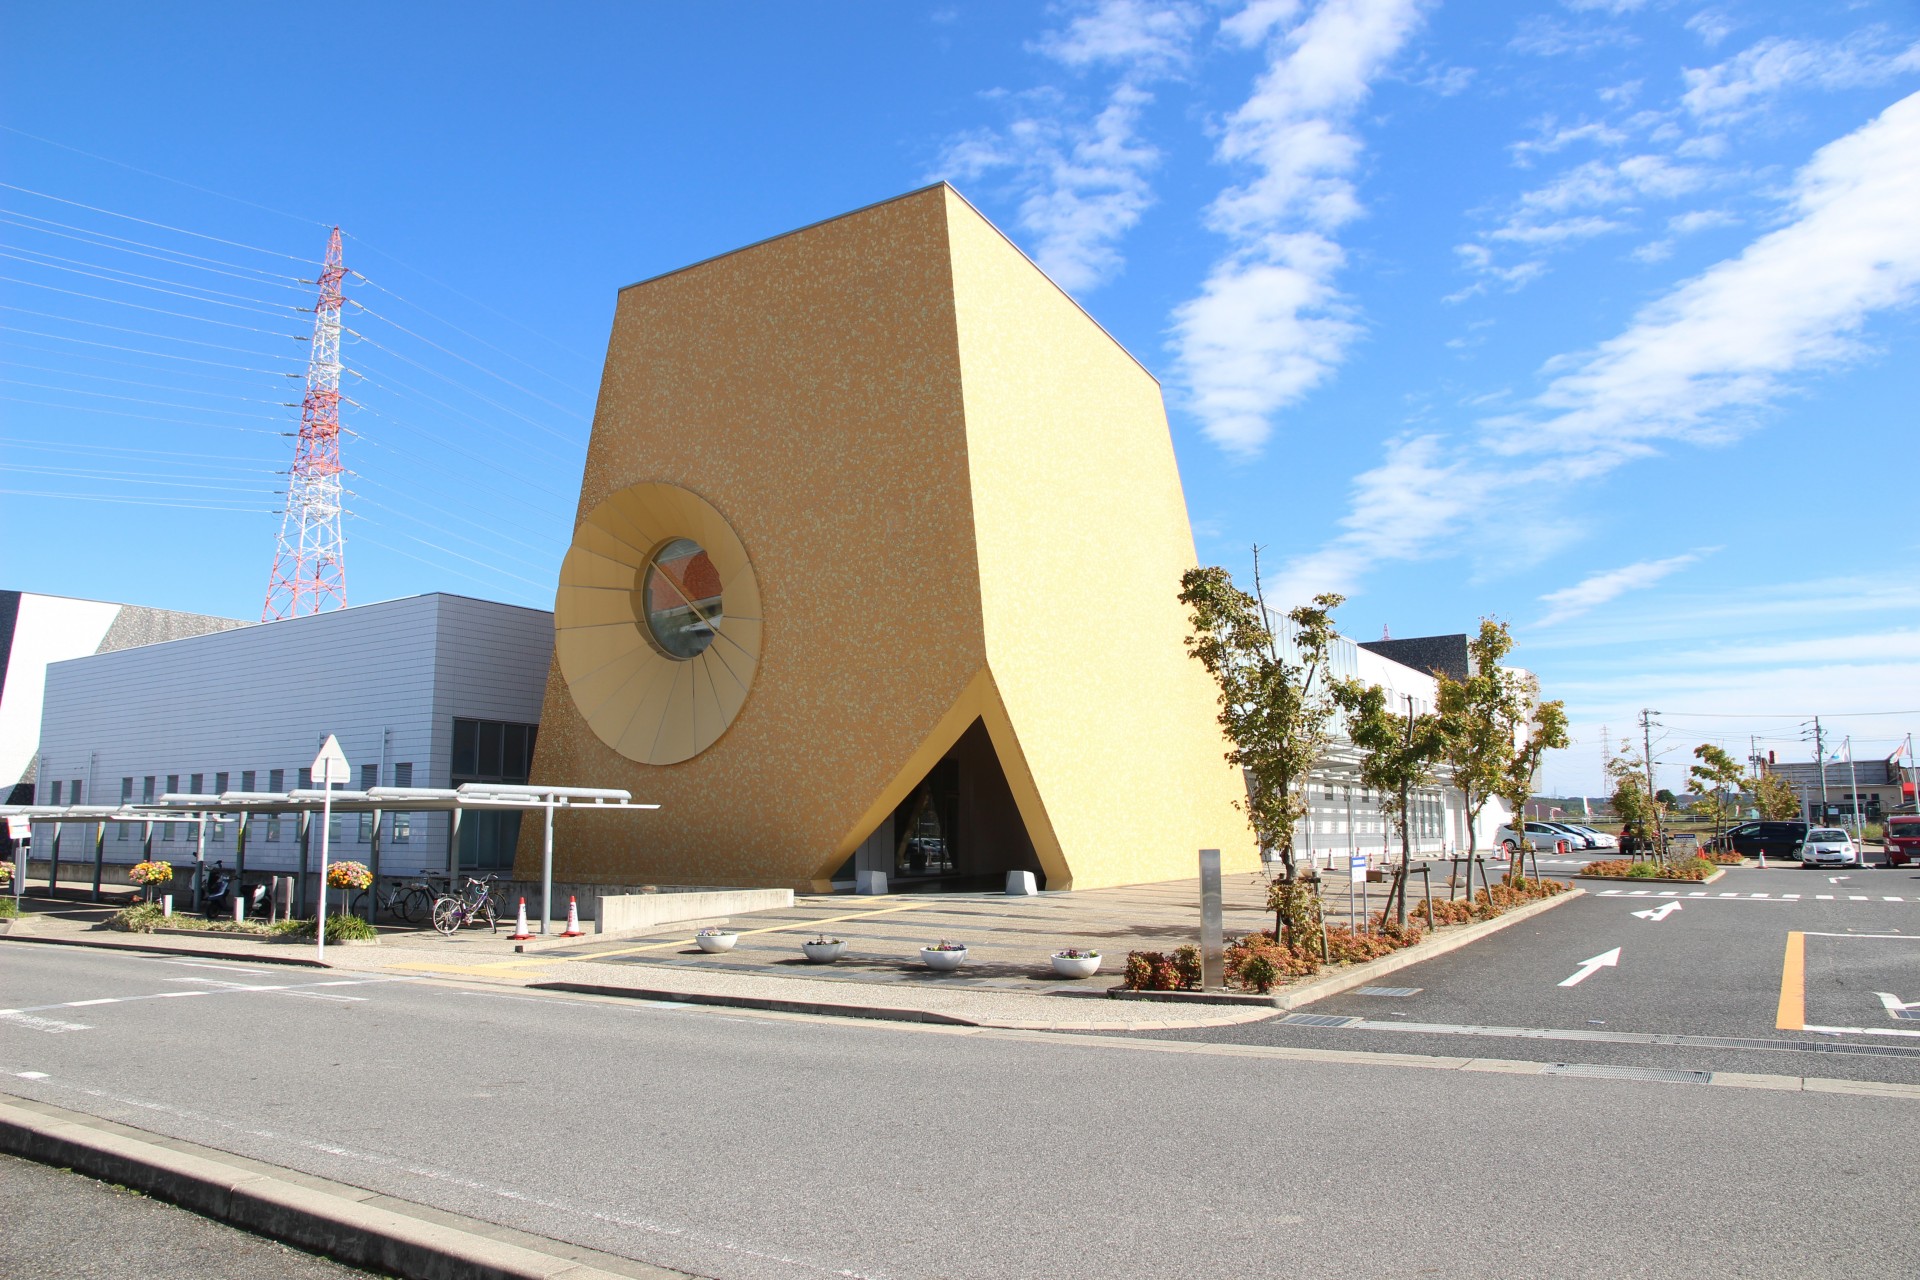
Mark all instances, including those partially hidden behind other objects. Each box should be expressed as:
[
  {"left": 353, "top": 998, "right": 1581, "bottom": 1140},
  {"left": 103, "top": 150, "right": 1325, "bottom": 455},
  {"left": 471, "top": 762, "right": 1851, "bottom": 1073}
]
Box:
[{"left": 520, "top": 185, "right": 1253, "bottom": 890}]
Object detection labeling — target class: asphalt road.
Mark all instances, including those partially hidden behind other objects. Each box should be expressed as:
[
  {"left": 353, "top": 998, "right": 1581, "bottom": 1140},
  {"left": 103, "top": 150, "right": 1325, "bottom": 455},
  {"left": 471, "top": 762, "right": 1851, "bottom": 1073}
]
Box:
[
  {"left": 2, "top": 940, "right": 1914, "bottom": 1280},
  {"left": 0, "top": 1150, "right": 372, "bottom": 1279},
  {"left": 1165, "top": 863, "right": 1920, "bottom": 1084}
]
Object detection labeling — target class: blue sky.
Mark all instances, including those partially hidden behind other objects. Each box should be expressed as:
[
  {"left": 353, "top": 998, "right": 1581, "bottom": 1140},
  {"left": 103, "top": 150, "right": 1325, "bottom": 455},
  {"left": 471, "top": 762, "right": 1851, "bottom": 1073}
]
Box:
[{"left": 3, "top": 1, "right": 1917, "bottom": 795}]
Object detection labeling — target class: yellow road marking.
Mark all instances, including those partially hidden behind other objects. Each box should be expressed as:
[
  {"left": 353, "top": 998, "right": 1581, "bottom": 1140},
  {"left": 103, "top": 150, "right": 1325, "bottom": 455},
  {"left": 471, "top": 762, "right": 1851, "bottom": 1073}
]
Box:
[
  {"left": 1776, "top": 931, "right": 1805, "bottom": 1031},
  {"left": 558, "top": 901, "right": 932, "bottom": 962}
]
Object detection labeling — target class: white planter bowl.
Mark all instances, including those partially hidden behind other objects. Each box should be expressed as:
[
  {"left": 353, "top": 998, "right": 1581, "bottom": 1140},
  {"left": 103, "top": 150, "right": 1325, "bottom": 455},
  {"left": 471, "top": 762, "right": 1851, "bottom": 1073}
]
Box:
[
  {"left": 802, "top": 940, "right": 846, "bottom": 963},
  {"left": 694, "top": 932, "right": 738, "bottom": 953},
  {"left": 1050, "top": 953, "right": 1101, "bottom": 978},
  {"left": 920, "top": 947, "right": 968, "bottom": 971}
]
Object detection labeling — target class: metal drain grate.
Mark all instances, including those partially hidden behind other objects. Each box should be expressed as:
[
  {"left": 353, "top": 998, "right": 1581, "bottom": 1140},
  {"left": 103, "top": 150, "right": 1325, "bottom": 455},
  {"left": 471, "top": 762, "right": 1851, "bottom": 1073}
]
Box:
[
  {"left": 1278, "top": 1013, "right": 1366, "bottom": 1028},
  {"left": 1542, "top": 1063, "right": 1712, "bottom": 1085},
  {"left": 1354, "top": 986, "right": 1422, "bottom": 997}
]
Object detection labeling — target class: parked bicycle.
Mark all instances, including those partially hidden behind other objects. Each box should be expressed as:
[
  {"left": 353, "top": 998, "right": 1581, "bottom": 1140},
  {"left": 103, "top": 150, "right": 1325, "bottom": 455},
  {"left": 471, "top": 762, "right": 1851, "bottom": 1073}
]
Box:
[
  {"left": 430, "top": 874, "right": 500, "bottom": 935},
  {"left": 350, "top": 876, "right": 439, "bottom": 924}
]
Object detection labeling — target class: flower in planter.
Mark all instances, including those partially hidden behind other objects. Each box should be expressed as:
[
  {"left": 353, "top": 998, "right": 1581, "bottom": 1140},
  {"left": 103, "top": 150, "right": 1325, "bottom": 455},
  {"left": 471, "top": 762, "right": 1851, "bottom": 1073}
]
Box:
[
  {"left": 0, "top": 862, "right": 12, "bottom": 885},
  {"left": 326, "top": 861, "right": 372, "bottom": 890},
  {"left": 924, "top": 940, "right": 967, "bottom": 951},
  {"left": 810, "top": 933, "right": 844, "bottom": 945},
  {"left": 128, "top": 860, "right": 174, "bottom": 885},
  {"left": 1054, "top": 948, "right": 1100, "bottom": 959},
  {"left": 696, "top": 926, "right": 735, "bottom": 937}
]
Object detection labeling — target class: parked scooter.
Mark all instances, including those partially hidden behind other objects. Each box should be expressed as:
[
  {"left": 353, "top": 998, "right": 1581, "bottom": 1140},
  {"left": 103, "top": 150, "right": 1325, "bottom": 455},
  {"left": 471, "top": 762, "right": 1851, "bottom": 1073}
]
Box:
[{"left": 201, "top": 861, "right": 269, "bottom": 920}]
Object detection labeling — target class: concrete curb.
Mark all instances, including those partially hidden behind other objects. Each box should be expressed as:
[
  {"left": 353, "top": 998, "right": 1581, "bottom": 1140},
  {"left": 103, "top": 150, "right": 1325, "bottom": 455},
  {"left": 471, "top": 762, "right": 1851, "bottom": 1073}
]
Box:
[
  {"left": 1105, "top": 887, "right": 1586, "bottom": 1011},
  {"left": 0, "top": 932, "right": 331, "bottom": 968},
  {"left": 0, "top": 1095, "right": 682, "bottom": 1280},
  {"left": 529, "top": 980, "right": 983, "bottom": 1026}
]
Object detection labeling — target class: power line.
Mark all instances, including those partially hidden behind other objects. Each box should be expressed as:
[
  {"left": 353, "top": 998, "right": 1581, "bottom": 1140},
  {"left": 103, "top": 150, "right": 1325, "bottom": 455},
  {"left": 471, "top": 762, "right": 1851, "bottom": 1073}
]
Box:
[
  {"left": 0, "top": 181, "right": 319, "bottom": 263},
  {"left": 0, "top": 125, "right": 328, "bottom": 230},
  {"left": 0, "top": 210, "right": 308, "bottom": 286},
  {"left": 0, "top": 304, "right": 306, "bottom": 359},
  {"left": 0, "top": 275, "right": 304, "bottom": 336}
]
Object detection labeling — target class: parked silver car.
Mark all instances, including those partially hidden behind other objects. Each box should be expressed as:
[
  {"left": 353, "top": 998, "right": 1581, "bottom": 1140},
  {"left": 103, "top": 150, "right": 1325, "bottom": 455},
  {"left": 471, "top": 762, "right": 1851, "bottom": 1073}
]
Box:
[
  {"left": 1799, "top": 828, "right": 1858, "bottom": 867},
  {"left": 1561, "top": 823, "right": 1618, "bottom": 850}
]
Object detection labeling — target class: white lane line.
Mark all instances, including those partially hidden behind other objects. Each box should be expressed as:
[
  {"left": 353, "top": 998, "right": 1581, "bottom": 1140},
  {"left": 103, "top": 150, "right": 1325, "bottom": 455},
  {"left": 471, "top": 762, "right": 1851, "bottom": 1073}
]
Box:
[
  {"left": 1687, "top": 892, "right": 1707, "bottom": 897},
  {"left": 15, "top": 1071, "right": 49, "bottom": 1079},
  {"left": 1783, "top": 894, "right": 1800, "bottom": 900},
  {"left": 1818, "top": 895, "right": 1834, "bottom": 900},
  {"left": 1801, "top": 1023, "right": 1920, "bottom": 1040},
  {"left": 1852, "top": 896, "right": 1869, "bottom": 901},
  {"left": 1751, "top": 893, "right": 1770, "bottom": 899},
  {"left": 0, "top": 1011, "right": 92, "bottom": 1034},
  {"left": 1885, "top": 897, "right": 1904, "bottom": 903},
  {"left": 5, "top": 976, "right": 416, "bottom": 1018}
]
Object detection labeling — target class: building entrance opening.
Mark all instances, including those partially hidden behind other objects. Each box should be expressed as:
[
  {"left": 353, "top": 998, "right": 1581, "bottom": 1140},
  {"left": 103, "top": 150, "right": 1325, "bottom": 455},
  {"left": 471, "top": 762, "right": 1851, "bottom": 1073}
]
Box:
[{"left": 842, "top": 719, "right": 1043, "bottom": 892}]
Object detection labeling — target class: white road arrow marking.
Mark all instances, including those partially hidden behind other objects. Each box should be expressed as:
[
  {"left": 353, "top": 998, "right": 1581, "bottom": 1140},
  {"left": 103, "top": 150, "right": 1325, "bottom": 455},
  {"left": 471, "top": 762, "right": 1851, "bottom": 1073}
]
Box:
[
  {"left": 1829, "top": 876, "right": 1849, "bottom": 884},
  {"left": 1631, "top": 902, "right": 1682, "bottom": 922},
  {"left": 1874, "top": 992, "right": 1920, "bottom": 1021},
  {"left": 1559, "top": 947, "right": 1622, "bottom": 988}
]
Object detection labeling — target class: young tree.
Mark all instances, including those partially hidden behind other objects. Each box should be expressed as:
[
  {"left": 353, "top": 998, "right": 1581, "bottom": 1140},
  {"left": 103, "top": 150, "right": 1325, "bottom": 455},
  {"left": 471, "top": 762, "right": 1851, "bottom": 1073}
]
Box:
[
  {"left": 1689, "top": 744, "right": 1747, "bottom": 844},
  {"left": 1435, "top": 620, "right": 1523, "bottom": 893},
  {"left": 1751, "top": 769, "right": 1802, "bottom": 820},
  {"left": 1178, "top": 564, "right": 1344, "bottom": 887},
  {"left": 1497, "top": 673, "right": 1570, "bottom": 883},
  {"left": 1337, "top": 679, "right": 1446, "bottom": 925},
  {"left": 1609, "top": 748, "right": 1659, "bottom": 854}
]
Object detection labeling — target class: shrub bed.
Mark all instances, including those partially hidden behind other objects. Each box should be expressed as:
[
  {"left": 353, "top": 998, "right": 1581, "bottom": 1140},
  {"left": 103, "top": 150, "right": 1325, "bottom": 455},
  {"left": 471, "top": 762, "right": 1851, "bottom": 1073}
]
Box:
[
  {"left": 1124, "top": 878, "right": 1568, "bottom": 994},
  {"left": 1580, "top": 857, "right": 1715, "bottom": 881},
  {"left": 272, "top": 912, "right": 378, "bottom": 942},
  {"left": 108, "top": 902, "right": 271, "bottom": 934}
]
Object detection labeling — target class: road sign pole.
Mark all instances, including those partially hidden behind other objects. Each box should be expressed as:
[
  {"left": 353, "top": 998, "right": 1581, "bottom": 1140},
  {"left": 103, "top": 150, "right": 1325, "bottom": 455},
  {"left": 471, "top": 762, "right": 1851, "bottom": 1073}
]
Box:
[
  {"left": 310, "top": 735, "right": 351, "bottom": 963},
  {"left": 1198, "top": 849, "right": 1222, "bottom": 989}
]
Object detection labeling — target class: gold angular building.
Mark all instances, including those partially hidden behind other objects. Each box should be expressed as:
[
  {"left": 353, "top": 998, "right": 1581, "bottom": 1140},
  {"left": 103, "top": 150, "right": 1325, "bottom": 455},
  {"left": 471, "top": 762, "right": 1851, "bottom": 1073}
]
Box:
[{"left": 520, "top": 184, "right": 1252, "bottom": 892}]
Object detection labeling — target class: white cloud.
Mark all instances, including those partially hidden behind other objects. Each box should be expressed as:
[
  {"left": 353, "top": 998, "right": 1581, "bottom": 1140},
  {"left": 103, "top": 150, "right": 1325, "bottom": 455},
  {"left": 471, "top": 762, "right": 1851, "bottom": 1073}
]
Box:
[
  {"left": 1684, "top": 9, "right": 1734, "bottom": 49},
  {"left": 1170, "top": 0, "right": 1426, "bottom": 456},
  {"left": 1272, "top": 93, "right": 1920, "bottom": 606},
  {"left": 1036, "top": 0, "right": 1203, "bottom": 72},
  {"left": 935, "top": 2, "right": 1202, "bottom": 293},
  {"left": 1534, "top": 551, "right": 1706, "bottom": 627},
  {"left": 1683, "top": 30, "right": 1920, "bottom": 123},
  {"left": 1497, "top": 90, "right": 1920, "bottom": 461}
]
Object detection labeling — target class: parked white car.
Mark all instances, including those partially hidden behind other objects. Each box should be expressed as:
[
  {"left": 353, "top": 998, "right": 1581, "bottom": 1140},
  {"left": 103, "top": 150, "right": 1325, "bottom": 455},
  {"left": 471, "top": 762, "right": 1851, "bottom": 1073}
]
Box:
[
  {"left": 1494, "top": 821, "right": 1581, "bottom": 853},
  {"left": 1539, "top": 821, "right": 1604, "bottom": 850},
  {"left": 1562, "top": 824, "right": 1618, "bottom": 850},
  {"left": 1799, "top": 828, "right": 1858, "bottom": 867}
]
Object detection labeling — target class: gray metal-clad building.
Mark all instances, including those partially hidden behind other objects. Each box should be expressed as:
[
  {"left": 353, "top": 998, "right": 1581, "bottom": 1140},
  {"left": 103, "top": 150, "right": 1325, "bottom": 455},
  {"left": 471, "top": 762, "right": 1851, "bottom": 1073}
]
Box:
[{"left": 31, "top": 593, "right": 552, "bottom": 878}]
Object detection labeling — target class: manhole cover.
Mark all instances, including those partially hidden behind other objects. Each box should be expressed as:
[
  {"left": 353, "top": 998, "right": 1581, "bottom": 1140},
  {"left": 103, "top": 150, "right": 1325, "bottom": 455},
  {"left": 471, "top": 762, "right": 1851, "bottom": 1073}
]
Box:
[
  {"left": 1542, "top": 1063, "right": 1712, "bottom": 1085},
  {"left": 1277, "top": 1013, "right": 1365, "bottom": 1027}
]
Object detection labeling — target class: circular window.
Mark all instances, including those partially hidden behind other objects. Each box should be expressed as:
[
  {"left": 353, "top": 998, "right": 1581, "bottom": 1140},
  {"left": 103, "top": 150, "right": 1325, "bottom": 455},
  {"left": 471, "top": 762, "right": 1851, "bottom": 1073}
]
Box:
[
  {"left": 554, "top": 483, "right": 761, "bottom": 765},
  {"left": 638, "top": 537, "right": 722, "bottom": 659}
]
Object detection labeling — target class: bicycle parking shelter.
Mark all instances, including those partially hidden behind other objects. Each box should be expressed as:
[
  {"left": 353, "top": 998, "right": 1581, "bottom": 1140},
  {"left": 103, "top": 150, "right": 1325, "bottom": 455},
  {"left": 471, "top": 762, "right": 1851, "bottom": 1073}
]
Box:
[{"left": 4, "top": 783, "right": 656, "bottom": 936}]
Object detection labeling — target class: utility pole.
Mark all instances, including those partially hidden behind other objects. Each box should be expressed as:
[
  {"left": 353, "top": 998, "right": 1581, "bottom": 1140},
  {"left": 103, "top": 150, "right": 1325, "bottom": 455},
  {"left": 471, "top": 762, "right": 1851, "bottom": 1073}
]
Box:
[
  {"left": 1807, "top": 716, "right": 1830, "bottom": 826},
  {"left": 1600, "top": 725, "right": 1611, "bottom": 800},
  {"left": 1397, "top": 693, "right": 1414, "bottom": 928},
  {"left": 1845, "top": 735, "right": 1860, "bottom": 838}
]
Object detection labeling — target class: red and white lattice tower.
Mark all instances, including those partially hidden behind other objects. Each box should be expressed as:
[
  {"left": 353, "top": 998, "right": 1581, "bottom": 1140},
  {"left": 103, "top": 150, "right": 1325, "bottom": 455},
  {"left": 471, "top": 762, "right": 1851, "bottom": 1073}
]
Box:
[{"left": 262, "top": 227, "right": 348, "bottom": 621}]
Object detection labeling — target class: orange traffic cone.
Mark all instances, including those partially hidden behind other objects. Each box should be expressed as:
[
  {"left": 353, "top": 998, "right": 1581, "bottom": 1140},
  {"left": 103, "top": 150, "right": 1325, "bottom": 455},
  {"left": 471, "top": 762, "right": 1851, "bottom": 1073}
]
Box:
[
  {"left": 561, "top": 895, "right": 584, "bottom": 938},
  {"left": 509, "top": 897, "right": 534, "bottom": 941}
]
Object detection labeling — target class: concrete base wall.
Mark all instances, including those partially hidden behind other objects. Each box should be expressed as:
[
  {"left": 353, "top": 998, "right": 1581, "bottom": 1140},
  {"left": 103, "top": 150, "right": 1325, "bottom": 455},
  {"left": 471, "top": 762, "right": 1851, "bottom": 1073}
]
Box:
[{"left": 594, "top": 888, "right": 793, "bottom": 935}]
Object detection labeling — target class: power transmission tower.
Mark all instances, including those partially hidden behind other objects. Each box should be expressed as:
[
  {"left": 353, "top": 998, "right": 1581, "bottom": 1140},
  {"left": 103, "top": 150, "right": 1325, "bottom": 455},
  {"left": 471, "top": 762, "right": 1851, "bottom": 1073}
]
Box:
[{"left": 263, "top": 227, "right": 348, "bottom": 621}]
